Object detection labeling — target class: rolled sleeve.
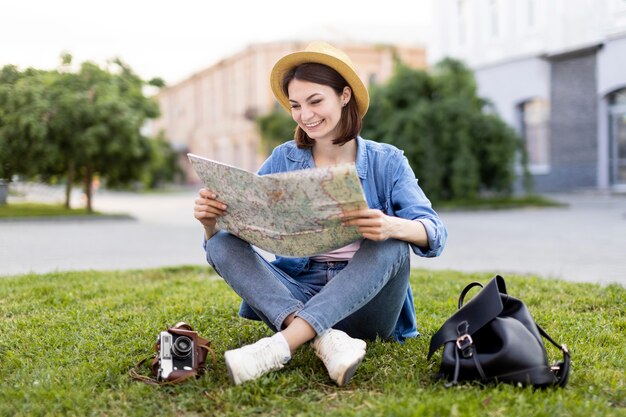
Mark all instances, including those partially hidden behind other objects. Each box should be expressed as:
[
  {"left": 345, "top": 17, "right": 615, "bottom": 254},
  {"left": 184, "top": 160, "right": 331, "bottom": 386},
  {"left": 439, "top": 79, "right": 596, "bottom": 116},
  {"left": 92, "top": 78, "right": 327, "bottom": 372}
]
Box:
[{"left": 413, "top": 218, "right": 447, "bottom": 257}]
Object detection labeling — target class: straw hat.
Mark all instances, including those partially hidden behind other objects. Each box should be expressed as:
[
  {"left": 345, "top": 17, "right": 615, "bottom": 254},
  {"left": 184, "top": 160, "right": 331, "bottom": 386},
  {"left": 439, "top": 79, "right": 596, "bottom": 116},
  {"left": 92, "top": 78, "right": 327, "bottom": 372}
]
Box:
[{"left": 270, "top": 41, "right": 369, "bottom": 117}]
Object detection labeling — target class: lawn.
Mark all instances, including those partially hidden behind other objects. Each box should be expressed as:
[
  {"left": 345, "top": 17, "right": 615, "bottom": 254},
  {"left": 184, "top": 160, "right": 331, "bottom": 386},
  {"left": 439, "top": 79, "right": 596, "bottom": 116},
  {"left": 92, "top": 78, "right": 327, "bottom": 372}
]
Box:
[
  {"left": 0, "top": 202, "right": 100, "bottom": 218},
  {"left": 0, "top": 266, "right": 624, "bottom": 417}
]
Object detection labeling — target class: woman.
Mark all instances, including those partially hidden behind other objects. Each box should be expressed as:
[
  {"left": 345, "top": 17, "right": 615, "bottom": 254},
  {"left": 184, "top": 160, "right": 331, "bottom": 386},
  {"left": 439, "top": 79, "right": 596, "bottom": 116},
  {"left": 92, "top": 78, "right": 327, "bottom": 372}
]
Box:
[{"left": 194, "top": 42, "right": 447, "bottom": 386}]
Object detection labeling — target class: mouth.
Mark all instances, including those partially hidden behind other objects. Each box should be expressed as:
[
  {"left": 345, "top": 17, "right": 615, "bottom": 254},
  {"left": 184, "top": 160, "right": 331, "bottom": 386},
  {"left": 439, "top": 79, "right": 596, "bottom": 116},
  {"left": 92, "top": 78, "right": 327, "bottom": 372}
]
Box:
[{"left": 304, "top": 120, "right": 323, "bottom": 129}]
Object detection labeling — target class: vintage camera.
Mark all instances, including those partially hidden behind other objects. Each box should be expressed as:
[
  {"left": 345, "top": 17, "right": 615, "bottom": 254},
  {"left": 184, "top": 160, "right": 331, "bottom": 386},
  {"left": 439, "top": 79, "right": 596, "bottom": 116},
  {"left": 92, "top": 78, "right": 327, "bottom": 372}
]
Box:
[
  {"left": 129, "top": 322, "right": 212, "bottom": 385},
  {"left": 157, "top": 330, "right": 196, "bottom": 381}
]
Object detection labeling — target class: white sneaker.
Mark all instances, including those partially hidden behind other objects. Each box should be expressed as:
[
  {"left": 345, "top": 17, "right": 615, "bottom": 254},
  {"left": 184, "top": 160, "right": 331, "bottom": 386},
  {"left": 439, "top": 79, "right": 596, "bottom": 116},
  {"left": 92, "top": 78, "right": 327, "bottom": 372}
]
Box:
[
  {"left": 224, "top": 333, "right": 291, "bottom": 385},
  {"left": 311, "top": 329, "right": 366, "bottom": 386}
]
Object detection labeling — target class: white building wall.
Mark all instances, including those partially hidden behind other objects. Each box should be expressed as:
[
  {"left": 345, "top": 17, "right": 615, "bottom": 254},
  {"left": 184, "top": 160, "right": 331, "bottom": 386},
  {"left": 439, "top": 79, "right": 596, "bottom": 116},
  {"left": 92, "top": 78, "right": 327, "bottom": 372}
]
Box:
[
  {"left": 597, "top": 35, "right": 626, "bottom": 96},
  {"left": 430, "top": 0, "right": 626, "bottom": 68},
  {"left": 474, "top": 56, "right": 550, "bottom": 127}
]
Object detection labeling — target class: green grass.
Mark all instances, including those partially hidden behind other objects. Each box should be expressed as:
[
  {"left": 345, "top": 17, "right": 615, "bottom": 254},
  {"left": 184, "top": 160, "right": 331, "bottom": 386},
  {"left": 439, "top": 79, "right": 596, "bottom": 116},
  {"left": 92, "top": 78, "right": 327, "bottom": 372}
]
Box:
[
  {"left": 0, "top": 202, "right": 102, "bottom": 218},
  {"left": 0, "top": 267, "right": 624, "bottom": 417}
]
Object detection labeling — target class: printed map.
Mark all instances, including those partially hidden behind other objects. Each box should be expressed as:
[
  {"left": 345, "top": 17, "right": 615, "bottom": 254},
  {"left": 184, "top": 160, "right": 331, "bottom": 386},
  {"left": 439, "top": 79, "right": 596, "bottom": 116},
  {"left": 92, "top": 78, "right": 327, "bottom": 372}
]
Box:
[{"left": 188, "top": 153, "right": 368, "bottom": 257}]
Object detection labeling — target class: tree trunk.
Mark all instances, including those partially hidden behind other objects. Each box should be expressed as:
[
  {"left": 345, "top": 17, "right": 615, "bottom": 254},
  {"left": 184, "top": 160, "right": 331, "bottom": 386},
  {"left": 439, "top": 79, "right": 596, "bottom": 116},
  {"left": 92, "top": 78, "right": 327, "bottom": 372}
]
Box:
[
  {"left": 65, "top": 160, "right": 75, "bottom": 209},
  {"left": 83, "top": 163, "right": 93, "bottom": 214}
]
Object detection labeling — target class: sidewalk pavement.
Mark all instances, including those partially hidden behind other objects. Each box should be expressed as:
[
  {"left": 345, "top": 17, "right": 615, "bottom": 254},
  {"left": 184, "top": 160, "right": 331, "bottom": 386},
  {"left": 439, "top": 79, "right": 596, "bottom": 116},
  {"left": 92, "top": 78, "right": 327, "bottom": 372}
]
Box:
[
  {"left": 1, "top": 188, "right": 625, "bottom": 286},
  {"left": 416, "top": 192, "right": 626, "bottom": 285}
]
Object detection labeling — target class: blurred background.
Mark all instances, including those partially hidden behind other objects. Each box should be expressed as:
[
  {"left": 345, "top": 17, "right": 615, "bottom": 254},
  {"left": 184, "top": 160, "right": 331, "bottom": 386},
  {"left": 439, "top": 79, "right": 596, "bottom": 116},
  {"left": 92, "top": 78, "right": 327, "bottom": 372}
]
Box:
[
  {"left": 2, "top": 0, "right": 626, "bottom": 283},
  {"left": 2, "top": 0, "right": 626, "bottom": 207}
]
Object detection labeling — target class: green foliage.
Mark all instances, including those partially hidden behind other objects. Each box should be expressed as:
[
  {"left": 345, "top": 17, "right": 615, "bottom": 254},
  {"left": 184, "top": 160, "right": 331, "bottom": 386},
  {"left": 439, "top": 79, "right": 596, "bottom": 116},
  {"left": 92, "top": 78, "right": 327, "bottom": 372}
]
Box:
[
  {"left": 363, "top": 58, "right": 526, "bottom": 202},
  {"left": 256, "top": 107, "right": 296, "bottom": 153},
  {"left": 435, "top": 194, "right": 566, "bottom": 211},
  {"left": 139, "top": 132, "right": 185, "bottom": 188},
  {"left": 0, "top": 66, "right": 58, "bottom": 180},
  {"left": 148, "top": 77, "right": 166, "bottom": 88},
  {"left": 0, "top": 267, "right": 624, "bottom": 416},
  {"left": 0, "top": 55, "right": 173, "bottom": 211},
  {"left": 0, "top": 202, "right": 101, "bottom": 218}
]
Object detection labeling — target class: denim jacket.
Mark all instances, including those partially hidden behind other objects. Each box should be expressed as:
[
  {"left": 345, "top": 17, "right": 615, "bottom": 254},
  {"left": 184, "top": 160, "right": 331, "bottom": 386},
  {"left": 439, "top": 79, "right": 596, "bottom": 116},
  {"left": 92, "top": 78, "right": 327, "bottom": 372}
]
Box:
[{"left": 257, "top": 136, "right": 447, "bottom": 341}]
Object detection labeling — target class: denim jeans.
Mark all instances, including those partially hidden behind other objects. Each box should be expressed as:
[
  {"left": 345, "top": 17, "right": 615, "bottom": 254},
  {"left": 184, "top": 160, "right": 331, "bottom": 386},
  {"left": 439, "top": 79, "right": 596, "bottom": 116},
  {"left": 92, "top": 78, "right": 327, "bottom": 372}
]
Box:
[{"left": 205, "top": 231, "right": 411, "bottom": 340}]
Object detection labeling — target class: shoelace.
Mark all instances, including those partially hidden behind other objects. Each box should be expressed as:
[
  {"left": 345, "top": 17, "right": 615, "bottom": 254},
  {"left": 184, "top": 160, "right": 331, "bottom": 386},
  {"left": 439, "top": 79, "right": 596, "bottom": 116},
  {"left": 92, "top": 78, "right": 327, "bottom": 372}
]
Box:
[
  {"left": 317, "top": 332, "right": 357, "bottom": 361},
  {"left": 241, "top": 339, "right": 285, "bottom": 377}
]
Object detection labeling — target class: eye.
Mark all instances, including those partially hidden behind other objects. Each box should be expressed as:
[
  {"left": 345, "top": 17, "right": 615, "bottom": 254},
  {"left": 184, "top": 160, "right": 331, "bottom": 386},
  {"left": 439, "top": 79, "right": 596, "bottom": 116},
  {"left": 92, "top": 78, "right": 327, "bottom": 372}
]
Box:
[
  {"left": 310, "top": 99, "right": 322, "bottom": 105},
  {"left": 290, "top": 104, "right": 301, "bottom": 110}
]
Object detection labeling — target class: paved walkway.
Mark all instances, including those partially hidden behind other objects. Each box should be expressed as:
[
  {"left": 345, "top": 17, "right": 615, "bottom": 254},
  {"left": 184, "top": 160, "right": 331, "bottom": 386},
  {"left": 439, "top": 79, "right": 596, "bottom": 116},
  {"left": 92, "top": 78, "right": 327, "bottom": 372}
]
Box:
[
  {"left": 417, "top": 192, "right": 626, "bottom": 285},
  {"left": 1, "top": 188, "right": 625, "bottom": 286}
]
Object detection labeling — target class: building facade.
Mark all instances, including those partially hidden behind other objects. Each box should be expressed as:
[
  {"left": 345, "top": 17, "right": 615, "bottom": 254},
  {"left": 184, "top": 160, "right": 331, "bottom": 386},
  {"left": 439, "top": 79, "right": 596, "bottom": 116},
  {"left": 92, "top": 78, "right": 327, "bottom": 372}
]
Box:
[
  {"left": 431, "top": 0, "right": 626, "bottom": 192},
  {"left": 149, "top": 41, "right": 426, "bottom": 181}
]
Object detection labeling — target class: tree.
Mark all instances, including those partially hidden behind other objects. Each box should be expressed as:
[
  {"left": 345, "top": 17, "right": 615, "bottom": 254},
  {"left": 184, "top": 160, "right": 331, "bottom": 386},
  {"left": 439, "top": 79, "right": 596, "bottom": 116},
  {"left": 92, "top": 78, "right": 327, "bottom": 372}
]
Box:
[
  {"left": 0, "top": 56, "right": 168, "bottom": 212},
  {"left": 256, "top": 108, "right": 296, "bottom": 153},
  {"left": 66, "top": 59, "right": 160, "bottom": 212},
  {"left": 363, "top": 58, "right": 526, "bottom": 201},
  {"left": 0, "top": 66, "right": 61, "bottom": 183},
  {"left": 140, "top": 131, "right": 185, "bottom": 188}
]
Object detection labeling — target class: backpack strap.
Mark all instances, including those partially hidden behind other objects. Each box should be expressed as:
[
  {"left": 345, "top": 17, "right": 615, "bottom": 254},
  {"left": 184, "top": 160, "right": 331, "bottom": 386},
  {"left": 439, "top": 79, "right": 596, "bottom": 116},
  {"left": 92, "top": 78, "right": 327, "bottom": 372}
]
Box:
[
  {"left": 536, "top": 324, "right": 571, "bottom": 387},
  {"left": 428, "top": 276, "right": 504, "bottom": 359}
]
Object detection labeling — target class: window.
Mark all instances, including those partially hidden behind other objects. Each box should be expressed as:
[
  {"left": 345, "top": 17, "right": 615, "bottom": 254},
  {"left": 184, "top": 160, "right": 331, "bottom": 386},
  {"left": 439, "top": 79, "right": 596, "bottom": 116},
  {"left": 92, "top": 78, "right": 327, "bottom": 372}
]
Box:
[
  {"left": 457, "top": 0, "right": 468, "bottom": 45},
  {"left": 489, "top": 0, "right": 500, "bottom": 38},
  {"left": 609, "top": 88, "right": 626, "bottom": 106},
  {"left": 608, "top": 88, "right": 626, "bottom": 185},
  {"left": 526, "top": 0, "right": 534, "bottom": 27},
  {"left": 250, "top": 141, "right": 258, "bottom": 171},
  {"left": 520, "top": 99, "right": 550, "bottom": 173}
]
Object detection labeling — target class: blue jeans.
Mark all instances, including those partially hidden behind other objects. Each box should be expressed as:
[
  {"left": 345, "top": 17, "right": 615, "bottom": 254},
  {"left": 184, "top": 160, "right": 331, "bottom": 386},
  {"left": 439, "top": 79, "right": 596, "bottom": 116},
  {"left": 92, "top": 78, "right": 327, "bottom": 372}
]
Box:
[{"left": 205, "top": 231, "right": 410, "bottom": 340}]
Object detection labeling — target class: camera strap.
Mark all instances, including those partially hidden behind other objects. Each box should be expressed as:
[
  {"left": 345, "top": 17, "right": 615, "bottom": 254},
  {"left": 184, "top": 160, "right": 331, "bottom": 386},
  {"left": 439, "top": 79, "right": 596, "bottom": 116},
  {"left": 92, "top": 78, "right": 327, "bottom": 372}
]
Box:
[{"left": 129, "top": 356, "right": 204, "bottom": 386}]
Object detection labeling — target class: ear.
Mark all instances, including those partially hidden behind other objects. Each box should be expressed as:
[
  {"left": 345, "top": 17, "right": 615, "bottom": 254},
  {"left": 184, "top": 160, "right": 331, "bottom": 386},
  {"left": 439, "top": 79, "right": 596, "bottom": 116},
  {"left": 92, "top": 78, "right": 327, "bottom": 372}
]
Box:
[{"left": 342, "top": 86, "right": 352, "bottom": 105}]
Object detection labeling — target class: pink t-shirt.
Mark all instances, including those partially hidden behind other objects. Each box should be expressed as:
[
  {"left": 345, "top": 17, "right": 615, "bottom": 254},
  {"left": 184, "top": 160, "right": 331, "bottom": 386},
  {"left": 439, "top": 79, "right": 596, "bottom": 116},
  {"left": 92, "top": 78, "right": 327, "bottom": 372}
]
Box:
[{"left": 310, "top": 239, "right": 362, "bottom": 262}]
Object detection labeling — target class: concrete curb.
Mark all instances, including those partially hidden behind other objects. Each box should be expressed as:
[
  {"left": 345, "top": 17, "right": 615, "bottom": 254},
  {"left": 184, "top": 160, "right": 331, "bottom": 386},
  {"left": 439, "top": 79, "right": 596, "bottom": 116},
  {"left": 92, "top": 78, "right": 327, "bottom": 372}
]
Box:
[{"left": 0, "top": 214, "right": 136, "bottom": 223}]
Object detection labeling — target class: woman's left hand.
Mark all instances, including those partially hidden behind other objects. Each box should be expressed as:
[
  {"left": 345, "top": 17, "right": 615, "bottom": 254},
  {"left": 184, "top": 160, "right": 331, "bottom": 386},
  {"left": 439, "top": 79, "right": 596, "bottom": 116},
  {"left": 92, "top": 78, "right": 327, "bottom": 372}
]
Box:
[{"left": 341, "top": 209, "right": 397, "bottom": 241}]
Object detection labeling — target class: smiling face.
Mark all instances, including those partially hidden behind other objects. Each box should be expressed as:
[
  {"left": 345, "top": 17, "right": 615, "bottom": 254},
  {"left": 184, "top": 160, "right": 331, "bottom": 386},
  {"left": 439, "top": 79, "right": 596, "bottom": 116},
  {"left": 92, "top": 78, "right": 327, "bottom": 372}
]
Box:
[{"left": 287, "top": 79, "right": 351, "bottom": 144}]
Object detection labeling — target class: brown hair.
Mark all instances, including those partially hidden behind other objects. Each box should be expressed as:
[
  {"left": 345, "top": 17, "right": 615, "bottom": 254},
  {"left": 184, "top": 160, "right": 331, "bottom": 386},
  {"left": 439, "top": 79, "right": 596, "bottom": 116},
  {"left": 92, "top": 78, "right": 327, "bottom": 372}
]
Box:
[{"left": 281, "top": 63, "right": 362, "bottom": 148}]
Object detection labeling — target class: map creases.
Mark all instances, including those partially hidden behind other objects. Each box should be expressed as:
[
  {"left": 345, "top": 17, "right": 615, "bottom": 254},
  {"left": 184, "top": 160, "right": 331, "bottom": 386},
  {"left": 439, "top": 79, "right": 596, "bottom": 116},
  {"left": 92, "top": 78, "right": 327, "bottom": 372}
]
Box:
[{"left": 188, "top": 153, "right": 369, "bottom": 257}]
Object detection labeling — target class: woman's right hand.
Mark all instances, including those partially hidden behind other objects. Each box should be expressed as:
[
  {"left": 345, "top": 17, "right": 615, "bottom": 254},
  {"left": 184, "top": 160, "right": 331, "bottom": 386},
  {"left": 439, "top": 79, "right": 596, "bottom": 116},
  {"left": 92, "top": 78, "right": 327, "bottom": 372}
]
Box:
[{"left": 194, "top": 188, "right": 228, "bottom": 239}]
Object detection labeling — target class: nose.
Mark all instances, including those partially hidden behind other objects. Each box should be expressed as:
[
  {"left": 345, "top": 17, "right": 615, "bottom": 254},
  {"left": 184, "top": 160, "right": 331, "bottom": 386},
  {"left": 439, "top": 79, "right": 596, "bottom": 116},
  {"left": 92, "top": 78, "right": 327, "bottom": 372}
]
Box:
[{"left": 300, "top": 105, "right": 314, "bottom": 121}]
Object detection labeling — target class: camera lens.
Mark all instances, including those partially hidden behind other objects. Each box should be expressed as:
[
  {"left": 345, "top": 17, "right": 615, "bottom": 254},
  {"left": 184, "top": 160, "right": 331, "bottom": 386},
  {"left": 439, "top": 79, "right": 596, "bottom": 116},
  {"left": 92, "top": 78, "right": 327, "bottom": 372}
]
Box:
[{"left": 172, "top": 336, "right": 193, "bottom": 359}]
